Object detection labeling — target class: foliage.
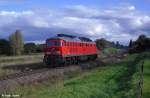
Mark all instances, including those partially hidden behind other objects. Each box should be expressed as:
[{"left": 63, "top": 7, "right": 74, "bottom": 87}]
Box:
[
  {"left": 35, "top": 44, "right": 44, "bottom": 53},
  {"left": 0, "top": 39, "right": 11, "bottom": 55},
  {"left": 24, "top": 43, "right": 37, "bottom": 53},
  {"left": 96, "top": 38, "right": 108, "bottom": 49},
  {"left": 24, "top": 43, "right": 44, "bottom": 54},
  {"left": 103, "top": 47, "right": 119, "bottom": 55},
  {"left": 16, "top": 66, "right": 124, "bottom": 98},
  {"left": 0, "top": 54, "right": 43, "bottom": 66},
  {"left": 96, "top": 38, "right": 126, "bottom": 50},
  {"left": 142, "top": 54, "right": 150, "bottom": 98},
  {"left": 130, "top": 52, "right": 150, "bottom": 98},
  {"left": 9, "top": 30, "right": 24, "bottom": 55},
  {"left": 14, "top": 53, "right": 149, "bottom": 98},
  {"left": 129, "top": 35, "right": 150, "bottom": 53},
  {"left": 129, "top": 40, "right": 133, "bottom": 48}
]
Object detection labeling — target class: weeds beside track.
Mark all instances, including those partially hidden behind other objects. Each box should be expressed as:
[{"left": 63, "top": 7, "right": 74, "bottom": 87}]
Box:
[
  {"left": 9, "top": 52, "right": 149, "bottom": 98},
  {"left": 0, "top": 54, "right": 125, "bottom": 93}
]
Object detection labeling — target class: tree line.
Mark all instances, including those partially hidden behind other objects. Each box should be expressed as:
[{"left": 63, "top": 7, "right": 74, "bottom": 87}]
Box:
[
  {"left": 128, "top": 35, "right": 150, "bottom": 53},
  {"left": 95, "top": 38, "right": 127, "bottom": 50},
  {"left": 0, "top": 30, "right": 43, "bottom": 56},
  {"left": 95, "top": 34, "right": 150, "bottom": 53},
  {"left": 0, "top": 30, "right": 149, "bottom": 56}
]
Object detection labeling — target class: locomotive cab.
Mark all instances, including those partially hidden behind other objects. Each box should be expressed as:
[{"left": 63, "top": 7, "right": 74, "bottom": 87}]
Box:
[
  {"left": 43, "top": 38, "right": 64, "bottom": 66},
  {"left": 45, "top": 39, "right": 62, "bottom": 55}
]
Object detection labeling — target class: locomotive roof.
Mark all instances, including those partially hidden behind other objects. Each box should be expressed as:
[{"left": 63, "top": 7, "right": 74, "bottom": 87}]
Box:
[{"left": 47, "top": 34, "right": 94, "bottom": 43}]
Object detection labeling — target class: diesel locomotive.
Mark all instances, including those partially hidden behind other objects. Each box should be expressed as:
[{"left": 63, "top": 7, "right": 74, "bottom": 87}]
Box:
[{"left": 43, "top": 34, "right": 98, "bottom": 66}]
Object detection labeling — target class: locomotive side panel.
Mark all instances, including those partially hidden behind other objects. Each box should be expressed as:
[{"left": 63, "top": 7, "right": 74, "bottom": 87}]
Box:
[{"left": 61, "top": 41, "right": 97, "bottom": 57}]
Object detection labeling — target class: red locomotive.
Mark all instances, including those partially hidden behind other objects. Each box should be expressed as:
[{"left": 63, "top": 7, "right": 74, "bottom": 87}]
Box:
[{"left": 43, "top": 34, "right": 98, "bottom": 66}]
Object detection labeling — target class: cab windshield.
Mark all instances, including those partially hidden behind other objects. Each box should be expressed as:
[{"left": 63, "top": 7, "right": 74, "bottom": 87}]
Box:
[{"left": 47, "top": 41, "right": 61, "bottom": 46}]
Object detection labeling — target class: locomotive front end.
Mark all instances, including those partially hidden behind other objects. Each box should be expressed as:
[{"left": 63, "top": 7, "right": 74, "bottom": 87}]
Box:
[{"left": 43, "top": 38, "right": 63, "bottom": 66}]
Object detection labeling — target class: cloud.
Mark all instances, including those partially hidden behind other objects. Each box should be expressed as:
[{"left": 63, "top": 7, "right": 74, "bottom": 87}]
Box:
[{"left": 0, "top": 4, "right": 150, "bottom": 45}]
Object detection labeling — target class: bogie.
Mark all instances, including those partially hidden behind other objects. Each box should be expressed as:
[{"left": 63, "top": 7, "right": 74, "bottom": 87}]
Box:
[{"left": 44, "top": 54, "right": 97, "bottom": 67}]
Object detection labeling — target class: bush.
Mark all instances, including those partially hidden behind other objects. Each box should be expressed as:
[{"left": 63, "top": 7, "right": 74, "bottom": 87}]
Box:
[
  {"left": 0, "top": 39, "right": 11, "bottom": 55},
  {"left": 24, "top": 43, "right": 37, "bottom": 54},
  {"left": 129, "top": 35, "right": 150, "bottom": 53}
]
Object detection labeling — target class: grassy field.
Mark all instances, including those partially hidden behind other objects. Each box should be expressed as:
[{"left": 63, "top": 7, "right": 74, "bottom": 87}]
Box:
[
  {"left": 15, "top": 65, "right": 125, "bottom": 98},
  {"left": 10, "top": 52, "right": 149, "bottom": 98},
  {"left": 0, "top": 54, "right": 43, "bottom": 66},
  {"left": 0, "top": 68, "right": 20, "bottom": 77},
  {"left": 103, "top": 47, "right": 119, "bottom": 54},
  {"left": 0, "top": 54, "right": 43, "bottom": 76},
  {"left": 98, "top": 47, "right": 121, "bottom": 58},
  {"left": 0, "top": 52, "right": 149, "bottom": 98},
  {"left": 142, "top": 55, "right": 150, "bottom": 98}
]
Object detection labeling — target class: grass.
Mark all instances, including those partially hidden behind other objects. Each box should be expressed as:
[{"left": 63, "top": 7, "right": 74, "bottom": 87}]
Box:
[
  {"left": 142, "top": 57, "right": 150, "bottom": 98},
  {"left": 103, "top": 47, "right": 119, "bottom": 55},
  {"left": 0, "top": 54, "right": 43, "bottom": 67},
  {"left": 131, "top": 52, "right": 150, "bottom": 98},
  {"left": 0, "top": 54, "right": 43, "bottom": 77},
  {"left": 0, "top": 54, "right": 43, "bottom": 64},
  {"left": 0, "top": 68, "right": 19, "bottom": 77},
  {"left": 0, "top": 53, "right": 43, "bottom": 59},
  {"left": 98, "top": 47, "right": 120, "bottom": 58},
  {"left": 13, "top": 53, "right": 145, "bottom": 98},
  {"left": 15, "top": 65, "right": 125, "bottom": 98},
  {"left": 2, "top": 52, "right": 150, "bottom": 98}
]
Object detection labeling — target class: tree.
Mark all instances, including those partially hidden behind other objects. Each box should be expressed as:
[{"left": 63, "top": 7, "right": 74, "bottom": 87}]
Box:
[
  {"left": 116, "top": 41, "right": 120, "bottom": 48},
  {"left": 9, "top": 30, "right": 24, "bottom": 55},
  {"left": 0, "top": 39, "right": 11, "bottom": 55},
  {"left": 9, "top": 33, "right": 16, "bottom": 55},
  {"left": 129, "top": 40, "right": 133, "bottom": 48},
  {"left": 111, "top": 41, "right": 116, "bottom": 47},
  {"left": 36, "top": 44, "right": 44, "bottom": 53},
  {"left": 96, "top": 38, "right": 126, "bottom": 50},
  {"left": 24, "top": 43, "right": 36, "bottom": 54},
  {"left": 96, "top": 38, "right": 108, "bottom": 50},
  {"left": 136, "top": 35, "right": 150, "bottom": 51},
  {"left": 129, "top": 34, "right": 150, "bottom": 53}
]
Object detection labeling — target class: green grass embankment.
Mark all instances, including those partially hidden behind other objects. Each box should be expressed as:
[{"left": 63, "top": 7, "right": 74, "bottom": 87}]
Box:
[
  {"left": 142, "top": 53, "right": 150, "bottom": 98},
  {"left": 14, "top": 53, "right": 150, "bottom": 98},
  {"left": 17, "top": 65, "right": 125, "bottom": 98},
  {"left": 98, "top": 47, "right": 120, "bottom": 58},
  {"left": 130, "top": 52, "right": 150, "bottom": 98}
]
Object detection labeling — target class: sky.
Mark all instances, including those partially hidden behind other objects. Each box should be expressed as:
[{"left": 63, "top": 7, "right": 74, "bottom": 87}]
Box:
[{"left": 0, "top": 0, "right": 150, "bottom": 44}]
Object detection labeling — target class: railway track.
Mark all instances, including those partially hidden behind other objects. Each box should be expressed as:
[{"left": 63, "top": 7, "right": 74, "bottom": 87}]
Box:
[
  {"left": 0, "top": 54, "right": 126, "bottom": 92},
  {"left": 0, "top": 68, "right": 48, "bottom": 81},
  {"left": 0, "top": 65, "right": 82, "bottom": 92}
]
